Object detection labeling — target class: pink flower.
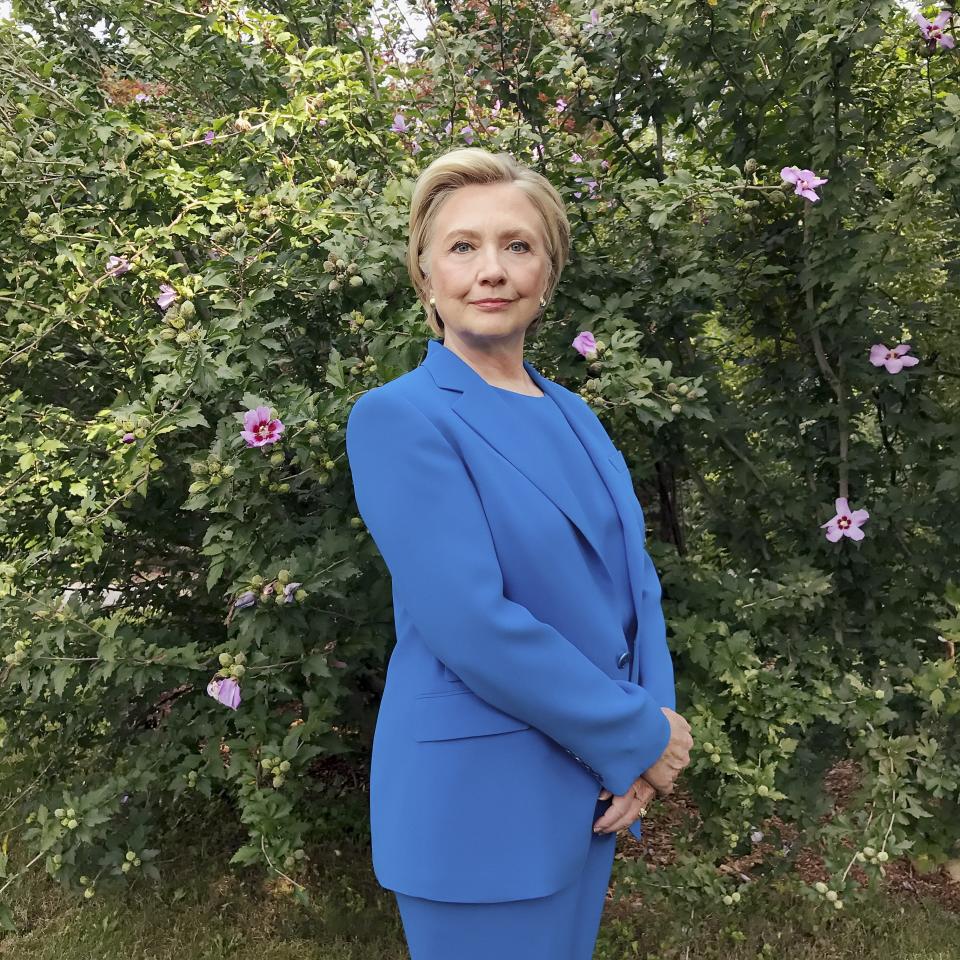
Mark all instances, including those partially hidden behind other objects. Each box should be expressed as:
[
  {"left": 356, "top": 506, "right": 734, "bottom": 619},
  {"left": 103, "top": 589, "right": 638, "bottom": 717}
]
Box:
[
  {"left": 572, "top": 331, "right": 597, "bottom": 357},
  {"left": 233, "top": 590, "right": 257, "bottom": 610},
  {"left": 556, "top": 97, "right": 568, "bottom": 114},
  {"left": 914, "top": 10, "right": 955, "bottom": 49},
  {"left": 492, "top": 99, "right": 502, "bottom": 115},
  {"left": 780, "top": 166, "right": 829, "bottom": 202},
  {"left": 207, "top": 675, "right": 242, "bottom": 709},
  {"left": 203, "top": 130, "right": 216, "bottom": 145},
  {"left": 571, "top": 152, "right": 583, "bottom": 163},
  {"left": 821, "top": 497, "right": 870, "bottom": 542},
  {"left": 156, "top": 283, "right": 178, "bottom": 310},
  {"left": 240, "top": 406, "right": 285, "bottom": 447},
  {"left": 574, "top": 176, "right": 598, "bottom": 199},
  {"left": 106, "top": 255, "right": 131, "bottom": 277},
  {"left": 134, "top": 92, "right": 150, "bottom": 103},
  {"left": 869, "top": 342, "right": 920, "bottom": 374},
  {"left": 391, "top": 112, "right": 410, "bottom": 134}
]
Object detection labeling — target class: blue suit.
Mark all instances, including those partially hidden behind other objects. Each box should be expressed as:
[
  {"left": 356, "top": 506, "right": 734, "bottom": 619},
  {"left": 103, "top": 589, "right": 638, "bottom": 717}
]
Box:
[{"left": 345, "top": 338, "right": 676, "bottom": 908}]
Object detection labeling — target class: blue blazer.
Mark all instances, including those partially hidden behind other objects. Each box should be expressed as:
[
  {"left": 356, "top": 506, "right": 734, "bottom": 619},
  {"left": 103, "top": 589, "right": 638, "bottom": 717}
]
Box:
[{"left": 345, "top": 337, "right": 676, "bottom": 903}]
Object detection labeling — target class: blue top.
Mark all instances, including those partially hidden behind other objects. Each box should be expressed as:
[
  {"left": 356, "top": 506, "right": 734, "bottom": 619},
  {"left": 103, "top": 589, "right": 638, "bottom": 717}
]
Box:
[{"left": 489, "top": 384, "right": 638, "bottom": 645}]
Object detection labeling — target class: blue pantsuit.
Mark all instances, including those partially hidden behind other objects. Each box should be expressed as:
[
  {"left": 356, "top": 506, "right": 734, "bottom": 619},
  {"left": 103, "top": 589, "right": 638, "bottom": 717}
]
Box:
[
  {"left": 394, "top": 797, "right": 618, "bottom": 960},
  {"left": 345, "top": 338, "right": 677, "bottom": 953}
]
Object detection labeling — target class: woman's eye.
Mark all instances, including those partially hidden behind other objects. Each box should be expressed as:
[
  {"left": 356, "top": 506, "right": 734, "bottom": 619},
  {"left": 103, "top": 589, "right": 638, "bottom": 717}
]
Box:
[{"left": 451, "top": 241, "right": 530, "bottom": 253}]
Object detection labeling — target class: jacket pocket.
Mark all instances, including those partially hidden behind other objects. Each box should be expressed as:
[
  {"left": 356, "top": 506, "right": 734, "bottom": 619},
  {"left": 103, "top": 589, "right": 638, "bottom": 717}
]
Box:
[{"left": 412, "top": 689, "right": 532, "bottom": 742}]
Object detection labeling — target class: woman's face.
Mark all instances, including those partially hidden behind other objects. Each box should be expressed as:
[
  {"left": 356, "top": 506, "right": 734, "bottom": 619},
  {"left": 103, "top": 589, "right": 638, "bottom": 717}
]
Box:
[{"left": 422, "top": 182, "right": 551, "bottom": 342}]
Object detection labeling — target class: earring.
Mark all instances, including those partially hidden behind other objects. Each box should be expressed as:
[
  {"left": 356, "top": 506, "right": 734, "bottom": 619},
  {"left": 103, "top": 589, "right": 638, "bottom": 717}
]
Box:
[
  {"left": 539, "top": 297, "right": 546, "bottom": 307},
  {"left": 429, "top": 296, "right": 435, "bottom": 306}
]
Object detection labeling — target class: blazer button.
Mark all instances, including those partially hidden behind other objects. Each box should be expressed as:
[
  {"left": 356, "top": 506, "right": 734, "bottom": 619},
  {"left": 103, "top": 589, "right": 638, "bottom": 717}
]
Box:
[{"left": 617, "top": 650, "right": 630, "bottom": 669}]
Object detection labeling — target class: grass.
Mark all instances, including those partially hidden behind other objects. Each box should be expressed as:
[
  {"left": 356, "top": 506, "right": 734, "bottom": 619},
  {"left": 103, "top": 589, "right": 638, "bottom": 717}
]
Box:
[{"left": 1, "top": 812, "right": 958, "bottom": 959}]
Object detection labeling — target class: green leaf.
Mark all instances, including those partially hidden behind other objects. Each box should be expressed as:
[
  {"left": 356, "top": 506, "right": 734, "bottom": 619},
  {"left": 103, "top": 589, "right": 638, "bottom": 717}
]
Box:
[
  {"left": 302, "top": 654, "right": 331, "bottom": 679},
  {"left": 229, "top": 844, "right": 263, "bottom": 865},
  {"left": 51, "top": 662, "right": 75, "bottom": 696}
]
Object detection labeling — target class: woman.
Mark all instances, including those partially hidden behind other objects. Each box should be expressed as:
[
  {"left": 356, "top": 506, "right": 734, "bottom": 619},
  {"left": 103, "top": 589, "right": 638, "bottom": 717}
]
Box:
[{"left": 345, "top": 147, "right": 692, "bottom": 959}]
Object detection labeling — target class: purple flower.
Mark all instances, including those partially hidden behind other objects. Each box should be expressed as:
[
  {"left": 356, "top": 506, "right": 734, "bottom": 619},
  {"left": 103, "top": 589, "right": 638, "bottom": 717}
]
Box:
[
  {"left": 106, "top": 255, "right": 131, "bottom": 277},
  {"left": 461, "top": 125, "right": 475, "bottom": 145},
  {"left": 391, "top": 112, "right": 410, "bottom": 134},
  {"left": 780, "top": 166, "right": 829, "bottom": 202},
  {"left": 240, "top": 406, "right": 285, "bottom": 447},
  {"left": 556, "top": 97, "right": 568, "bottom": 114},
  {"left": 443, "top": 120, "right": 452, "bottom": 137},
  {"left": 821, "top": 497, "right": 870, "bottom": 542},
  {"left": 233, "top": 590, "right": 257, "bottom": 610},
  {"left": 590, "top": 8, "right": 600, "bottom": 25},
  {"left": 282, "top": 581, "right": 303, "bottom": 603},
  {"left": 572, "top": 331, "right": 597, "bottom": 357},
  {"left": 914, "top": 10, "right": 955, "bottom": 49},
  {"left": 574, "top": 176, "right": 599, "bottom": 199},
  {"left": 207, "top": 675, "right": 242, "bottom": 709},
  {"left": 533, "top": 143, "right": 545, "bottom": 161},
  {"left": 203, "top": 130, "right": 216, "bottom": 145},
  {"left": 492, "top": 99, "right": 502, "bottom": 115},
  {"left": 571, "top": 152, "right": 583, "bottom": 163},
  {"left": 122, "top": 432, "right": 136, "bottom": 444},
  {"left": 134, "top": 93, "right": 150, "bottom": 103},
  {"left": 869, "top": 342, "right": 920, "bottom": 374},
  {"left": 156, "top": 283, "right": 178, "bottom": 311}
]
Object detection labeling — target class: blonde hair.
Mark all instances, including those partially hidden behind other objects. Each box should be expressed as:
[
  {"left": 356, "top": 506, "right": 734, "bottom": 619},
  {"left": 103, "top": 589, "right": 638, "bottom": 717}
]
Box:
[{"left": 406, "top": 147, "right": 571, "bottom": 339}]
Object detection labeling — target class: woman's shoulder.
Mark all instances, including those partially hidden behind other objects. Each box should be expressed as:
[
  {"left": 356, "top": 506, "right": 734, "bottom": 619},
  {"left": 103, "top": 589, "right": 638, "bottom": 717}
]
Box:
[{"left": 347, "top": 367, "right": 443, "bottom": 439}]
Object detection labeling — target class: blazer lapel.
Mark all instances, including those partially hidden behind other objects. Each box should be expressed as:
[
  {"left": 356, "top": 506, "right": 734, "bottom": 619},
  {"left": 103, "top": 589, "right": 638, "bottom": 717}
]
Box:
[{"left": 421, "top": 339, "right": 647, "bottom": 676}]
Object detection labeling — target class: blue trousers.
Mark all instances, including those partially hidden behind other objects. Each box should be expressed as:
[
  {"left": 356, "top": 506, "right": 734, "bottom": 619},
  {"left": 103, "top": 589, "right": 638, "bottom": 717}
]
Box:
[{"left": 393, "top": 798, "right": 618, "bottom": 959}]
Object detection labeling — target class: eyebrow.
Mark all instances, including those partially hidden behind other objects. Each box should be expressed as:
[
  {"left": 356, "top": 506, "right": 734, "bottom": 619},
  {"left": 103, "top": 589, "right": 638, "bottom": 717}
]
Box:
[{"left": 441, "top": 227, "right": 537, "bottom": 243}]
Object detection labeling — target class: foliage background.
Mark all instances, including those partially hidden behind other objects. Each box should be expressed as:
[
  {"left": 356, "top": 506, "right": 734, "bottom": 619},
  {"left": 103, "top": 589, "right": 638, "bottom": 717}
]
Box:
[{"left": 1, "top": 0, "right": 959, "bottom": 932}]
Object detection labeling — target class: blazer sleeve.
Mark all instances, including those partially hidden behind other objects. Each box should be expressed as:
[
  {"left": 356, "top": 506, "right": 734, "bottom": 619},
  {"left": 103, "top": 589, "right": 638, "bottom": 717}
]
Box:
[{"left": 346, "top": 388, "right": 671, "bottom": 796}]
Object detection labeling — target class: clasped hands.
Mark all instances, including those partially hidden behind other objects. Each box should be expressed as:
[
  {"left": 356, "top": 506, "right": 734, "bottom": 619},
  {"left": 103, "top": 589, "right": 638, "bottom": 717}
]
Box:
[{"left": 592, "top": 707, "right": 692, "bottom": 835}]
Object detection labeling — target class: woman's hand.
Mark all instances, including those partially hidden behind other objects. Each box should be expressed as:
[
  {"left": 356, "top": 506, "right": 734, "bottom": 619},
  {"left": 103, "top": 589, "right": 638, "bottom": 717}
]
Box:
[
  {"left": 638, "top": 707, "right": 693, "bottom": 797},
  {"left": 593, "top": 776, "right": 658, "bottom": 835}
]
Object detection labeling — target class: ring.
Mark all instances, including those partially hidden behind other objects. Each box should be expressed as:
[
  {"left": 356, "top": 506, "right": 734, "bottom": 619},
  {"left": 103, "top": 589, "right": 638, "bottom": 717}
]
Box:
[{"left": 636, "top": 807, "right": 647, "bottom": 819}]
